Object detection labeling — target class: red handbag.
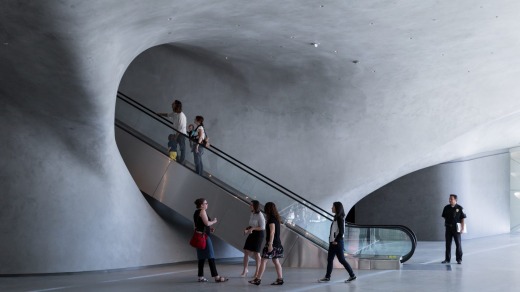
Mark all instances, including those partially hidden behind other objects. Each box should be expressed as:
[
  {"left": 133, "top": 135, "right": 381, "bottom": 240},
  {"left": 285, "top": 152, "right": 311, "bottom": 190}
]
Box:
[{"left": 189, "top": 231, "right": 207, "bottom": 249}]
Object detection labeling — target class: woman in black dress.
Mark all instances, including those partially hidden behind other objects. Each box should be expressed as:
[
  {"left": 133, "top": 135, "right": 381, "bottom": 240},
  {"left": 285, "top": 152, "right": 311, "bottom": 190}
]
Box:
[
  {"left": 241, "top": 200, "right": 265, "bottom": 278},
  {"left": 249, "top": 202, "right": 284, "bottom": 286},
  {"left": 193, "top": 198, "right": 228, "bottom": 283}
]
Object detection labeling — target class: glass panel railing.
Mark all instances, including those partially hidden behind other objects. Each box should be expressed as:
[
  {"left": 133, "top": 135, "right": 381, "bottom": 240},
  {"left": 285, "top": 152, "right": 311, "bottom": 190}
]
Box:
[
  {"left": 115, "top": 91, "right": 416, "bottom": 262},
  {"left": 346, "top": 224, "right": 416, "bottom": 262}
]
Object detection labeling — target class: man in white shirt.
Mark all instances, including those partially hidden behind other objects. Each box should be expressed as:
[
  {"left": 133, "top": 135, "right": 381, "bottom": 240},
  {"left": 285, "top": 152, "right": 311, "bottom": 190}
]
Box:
[{"left": 159, "top": 100, "right": 187, "bottom": 163}]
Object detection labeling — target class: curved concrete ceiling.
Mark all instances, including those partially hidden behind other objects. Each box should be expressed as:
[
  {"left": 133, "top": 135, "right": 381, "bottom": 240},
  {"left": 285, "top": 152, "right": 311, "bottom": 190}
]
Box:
[
  {"left": 3, "top": 0, "right": 520, "bottom": 217},
  {"left": 117, "top": 1, "right": 520, "bottom": 209}
]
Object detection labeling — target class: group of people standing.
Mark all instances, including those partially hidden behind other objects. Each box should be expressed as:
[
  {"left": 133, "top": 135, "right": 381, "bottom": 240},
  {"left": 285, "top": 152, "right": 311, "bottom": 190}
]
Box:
[
  {"left": 161, "top": 102, "right": 466, "bottom": 284},
  {"left": 159, "top": 100, "right": 206, "bottom": 176},
  {"left": 192, "top": 198, "right": 285, "bottom": 285},
  {"left": 159, "top": 99, "right": 355, "bottom": 285},
  {"left": 191, "top": 194, "right": 468, "bottom": 286},
  {"left": 192, "top": 198, "right": 357, "bottom": 286}
]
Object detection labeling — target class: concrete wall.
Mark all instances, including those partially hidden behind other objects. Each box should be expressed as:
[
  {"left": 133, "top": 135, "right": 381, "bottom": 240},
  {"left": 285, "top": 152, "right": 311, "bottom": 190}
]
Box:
[
  {"left": 118, "top": 32, "right": 520, "bottom": 214},
  {"left": 118, "top": 44, "right": 363, "bottom": 209},
  {"left": 0, "top": 1, "right": 203, "bottom": 274},
  {"left": 3, "top": 0, "right": 520, "bottom": 274},
  {"left": 510, "top": 148, "right": 520, "bottom": 232},
  {"left": 355, "top": 151, "right": 510, "bottom": 240}
]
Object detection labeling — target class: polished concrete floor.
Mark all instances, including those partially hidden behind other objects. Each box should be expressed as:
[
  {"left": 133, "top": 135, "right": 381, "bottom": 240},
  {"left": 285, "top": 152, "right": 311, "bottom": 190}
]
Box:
[{"left": 2, "top": 233, "right": 520, "bottom": 292}]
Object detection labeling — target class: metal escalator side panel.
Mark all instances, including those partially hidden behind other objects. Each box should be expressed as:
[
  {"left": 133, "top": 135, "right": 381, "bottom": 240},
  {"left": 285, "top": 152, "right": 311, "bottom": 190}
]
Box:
[
  {"left": 156, "top": 164, "right": 252, "bottom": 250},
  {"left": 115, "top": 126, "right": 170, "bottom": 196},
  {"left": 281, "top": 228, "right": 329, "bottom": 268},
  {"left": 115, "top": 125, "right": 332, "bottom": 268}
]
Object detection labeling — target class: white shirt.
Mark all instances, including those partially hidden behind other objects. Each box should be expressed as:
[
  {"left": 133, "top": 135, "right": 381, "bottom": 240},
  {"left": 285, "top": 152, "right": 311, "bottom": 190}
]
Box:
[
  {"left": 249, "top": 212, "right": 266, "bottom": 230},
  {"left": 329, "top": 216, "right": 345, "bottom": 242},
  {"left": 195, "top": 125, "right": 205, "bottom": 141},
  {"left": 167, "top": 112, "right": 187, "bottom": 134}
]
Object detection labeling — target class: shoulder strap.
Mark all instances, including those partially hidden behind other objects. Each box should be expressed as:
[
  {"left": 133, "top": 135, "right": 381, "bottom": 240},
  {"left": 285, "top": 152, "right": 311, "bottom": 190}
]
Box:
[{"left": 194, "top": 125, "right": 208, "bottom": 138}]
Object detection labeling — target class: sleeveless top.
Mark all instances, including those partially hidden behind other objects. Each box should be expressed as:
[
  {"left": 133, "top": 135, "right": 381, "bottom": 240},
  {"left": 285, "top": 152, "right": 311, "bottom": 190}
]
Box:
[
  {"left": 194, "top": 125, "right": 206, "bottom": 141},
  {"left": 194, "top": 209, "right": 210, "bottom": 234}
]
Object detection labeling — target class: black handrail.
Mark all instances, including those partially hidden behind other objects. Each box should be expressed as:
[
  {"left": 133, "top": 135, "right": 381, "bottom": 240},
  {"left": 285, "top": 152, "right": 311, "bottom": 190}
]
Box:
[
  {"left": 117, "top": 91, "right": 333, "bottom": 220},
  {"left": 346, "top": 222, "right": 417, "bottom": 263},
  {"left": 115, "top": 118, "right": 333, "bottom": 250}
]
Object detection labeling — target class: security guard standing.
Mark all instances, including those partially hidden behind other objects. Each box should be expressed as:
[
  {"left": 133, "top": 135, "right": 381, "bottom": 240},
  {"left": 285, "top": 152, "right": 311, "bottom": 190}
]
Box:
[{"left": 441, "top": 194, "right": 466, "bottom": 264}]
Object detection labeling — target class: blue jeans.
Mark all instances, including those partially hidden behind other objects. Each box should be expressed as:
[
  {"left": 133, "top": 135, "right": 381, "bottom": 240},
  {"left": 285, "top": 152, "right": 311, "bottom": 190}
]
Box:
[
  {"left": 325, "top": 240, "right": 355, "bottom": 278},
  {"left": 176, "top": 134, "right": 186, "bottom": 163},
  {"left": 197, "top": 236, "right": 217, "bottom": 277},
  {"left": 193, "top": 145, "right": 204, "bottom": 175},
  {"left": 196, "top": 235, "right": 215, "bottom": 259}
]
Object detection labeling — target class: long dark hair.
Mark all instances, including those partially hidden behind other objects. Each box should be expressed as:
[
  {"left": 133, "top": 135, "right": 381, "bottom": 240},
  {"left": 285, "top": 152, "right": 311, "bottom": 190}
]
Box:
[
  {"left": 251, "top": 200, "right": 261, "bottom": 214},
  {"left": 264, "top": 202, "right": 281, "bottom": 222},
  {"left": 333, "top": 201, "right": 345, "bottom": 220}
]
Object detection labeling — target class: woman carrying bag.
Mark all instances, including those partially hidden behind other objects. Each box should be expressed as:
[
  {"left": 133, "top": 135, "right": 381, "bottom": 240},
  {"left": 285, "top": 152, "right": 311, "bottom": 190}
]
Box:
[{"left": 193, "top": 198, "right": 228, "bottom": 283}]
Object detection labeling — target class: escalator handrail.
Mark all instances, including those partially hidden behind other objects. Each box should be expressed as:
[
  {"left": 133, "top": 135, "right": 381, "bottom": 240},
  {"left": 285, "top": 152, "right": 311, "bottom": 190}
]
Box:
[
  {"left": 115, "top": 118, "right": 333, "bottom": 250},
  {"left": 116, "top": 91, "right": 417, "bottom": 263},
  {"left": 116, "top": 91, "right": 333, "bottom": 220},
  {"left": 346, "top": 222, "right": 417, "bottom": 263}
]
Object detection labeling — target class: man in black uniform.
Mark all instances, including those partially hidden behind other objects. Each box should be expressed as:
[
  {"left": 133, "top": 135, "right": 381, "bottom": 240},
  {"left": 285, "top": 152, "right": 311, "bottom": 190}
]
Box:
[{"left": 441, "top": 194, "right": 466, "bottom": 264}]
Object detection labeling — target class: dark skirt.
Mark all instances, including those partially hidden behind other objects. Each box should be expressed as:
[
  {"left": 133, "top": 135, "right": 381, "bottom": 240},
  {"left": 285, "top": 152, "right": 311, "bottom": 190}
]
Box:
[
  {"left": 261, "top": 245, "right": 284, "bottom": 259},
  {"left": 243, "top": 230, "right": 265, "bottom": 252}
]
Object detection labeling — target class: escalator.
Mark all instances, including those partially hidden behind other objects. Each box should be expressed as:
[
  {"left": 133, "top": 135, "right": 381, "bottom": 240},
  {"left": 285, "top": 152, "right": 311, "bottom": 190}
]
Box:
[{"left": 115, "top": 91, "right": 417, "bottom": 269}]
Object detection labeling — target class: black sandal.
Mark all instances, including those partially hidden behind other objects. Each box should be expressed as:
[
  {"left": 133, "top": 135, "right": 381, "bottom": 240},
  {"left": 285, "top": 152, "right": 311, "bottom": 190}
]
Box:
[
  {"left": 215, "top": 276, "right": 228, "bottom": 283},
  {"left": 271, "top": 278, "right": 284, "bottom": 285},
  {"left": 248, "top": 278, "right": 261, "bottom": 285}
]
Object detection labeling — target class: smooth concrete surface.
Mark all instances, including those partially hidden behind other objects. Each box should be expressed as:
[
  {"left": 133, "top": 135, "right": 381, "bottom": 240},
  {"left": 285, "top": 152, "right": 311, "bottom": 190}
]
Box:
[
  {"left": 2, "top": 234, "right": 520, "bottom": 292},
  {"left": 3, "top": 0, "right": 520, "bottom": 274},
  {"left": 0, "top": 0, "right": 200, "bottom": 273},
  {"left": 118, "top": 0, "right": 520, "bottom": 212},
  {"left": 356, "top": 151, "right": 511, "bottom": 240},
  {"left": 511, "top": 148, "right": 520, "bottom": 232}
]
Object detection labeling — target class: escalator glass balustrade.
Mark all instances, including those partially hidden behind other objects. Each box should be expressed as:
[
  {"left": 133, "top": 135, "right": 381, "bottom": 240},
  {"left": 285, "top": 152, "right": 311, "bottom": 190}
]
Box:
[{"left": 115, "top": 91, "right": 416, "bottom": 264}]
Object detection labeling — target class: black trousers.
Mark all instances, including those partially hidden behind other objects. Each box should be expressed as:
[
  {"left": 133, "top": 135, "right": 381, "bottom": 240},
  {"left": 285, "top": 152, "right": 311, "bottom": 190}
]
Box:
[
  {"left": 445, "top": 227, "right": 463, "bottom": 262},
  {"left": 198, "top": 258, "right": 218, "bottom": 277},
  {"left": 325, "top": 241, "right": 355, "bottom": 278}
]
